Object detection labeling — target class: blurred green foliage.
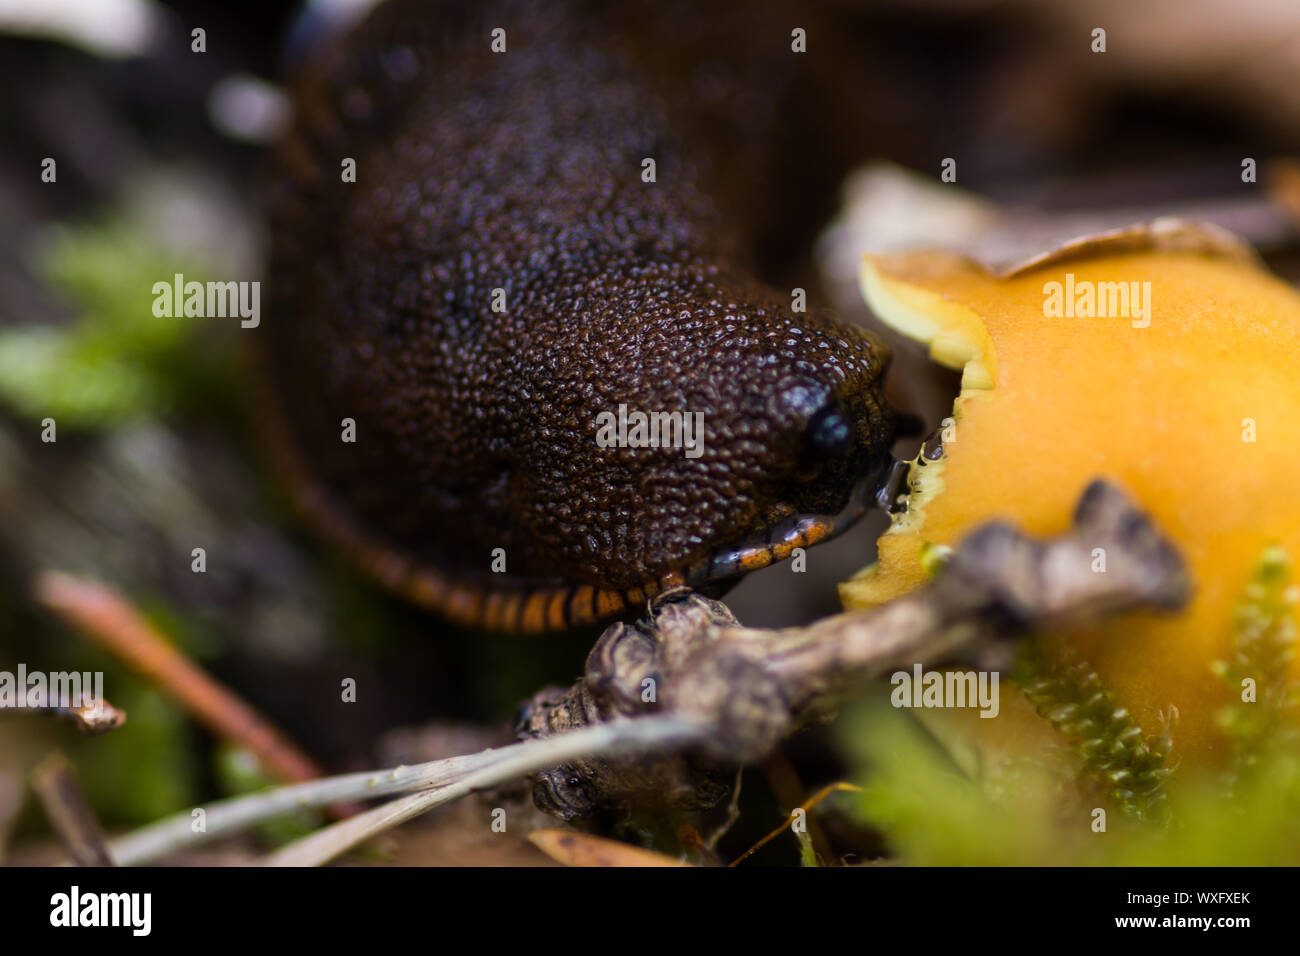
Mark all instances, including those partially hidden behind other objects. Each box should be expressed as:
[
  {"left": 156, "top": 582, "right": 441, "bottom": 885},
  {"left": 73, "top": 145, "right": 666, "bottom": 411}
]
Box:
[
  {"left": 214, "top": 745, "right": 322, "bottom": 847},
  {"left": 74, "top": 685, "right": 198, "bottom": 826},
  {"left": 842, "top": 545, "right": 1300, "bottom": 865},
  {"left": 0, "top": 220, "right": 227, "bottom": 428}
]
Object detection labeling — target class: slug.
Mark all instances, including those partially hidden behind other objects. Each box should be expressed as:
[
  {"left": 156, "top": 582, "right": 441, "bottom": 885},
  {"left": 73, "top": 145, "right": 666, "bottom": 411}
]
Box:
[{"left": 262, "top": 0, "right": 897, "bottom": 633}]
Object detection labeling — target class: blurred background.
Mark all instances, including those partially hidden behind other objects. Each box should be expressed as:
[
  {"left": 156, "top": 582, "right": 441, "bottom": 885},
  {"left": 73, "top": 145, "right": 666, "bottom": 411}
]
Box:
[{"left": 3, "top": 0, "right": 1300, "bottom": 864}]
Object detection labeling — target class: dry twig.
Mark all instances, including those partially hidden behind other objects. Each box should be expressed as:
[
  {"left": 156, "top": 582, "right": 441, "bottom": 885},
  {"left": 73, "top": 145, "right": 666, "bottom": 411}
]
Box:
[
  {"left": 518, "top": 480, "right": 1188, "bottom": 822},
  {"left": 110, "top": 479, "right": 1188, "bottom": 865},
  {"left": 4, "top": 700, "right": 126, "bottom": 735},
  {"left": 107, "top": 715, "right": 705, "bottom": 865},
  {"left": 31, "top": 753, "right": 113, "bottom": 866},
  {"left": 35, "top": 571, "right": 323, "bottom": 784}
]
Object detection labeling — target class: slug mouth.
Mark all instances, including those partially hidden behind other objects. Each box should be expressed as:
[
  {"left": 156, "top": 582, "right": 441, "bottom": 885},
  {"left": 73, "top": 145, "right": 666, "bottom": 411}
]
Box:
[{"left": 677, "top": 455, "right": 909, "bottom": 592}]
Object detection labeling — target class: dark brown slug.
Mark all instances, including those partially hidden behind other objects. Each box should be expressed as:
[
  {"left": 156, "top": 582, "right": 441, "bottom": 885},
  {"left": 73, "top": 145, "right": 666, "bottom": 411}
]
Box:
[{"left": 261, "top": 0, "right": 896, "bottom": 633}]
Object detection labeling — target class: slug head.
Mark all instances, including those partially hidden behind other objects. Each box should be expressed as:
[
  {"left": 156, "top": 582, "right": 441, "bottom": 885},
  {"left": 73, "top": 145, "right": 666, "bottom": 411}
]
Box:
[{"left": 507, "top": 269, "right": 895, "bottom": 592}]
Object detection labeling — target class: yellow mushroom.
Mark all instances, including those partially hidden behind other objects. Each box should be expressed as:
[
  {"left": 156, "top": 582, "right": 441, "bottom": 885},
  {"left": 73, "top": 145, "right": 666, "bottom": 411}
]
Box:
[{"left": 843, "top": 221, "right": 1300, "bottom": 762}]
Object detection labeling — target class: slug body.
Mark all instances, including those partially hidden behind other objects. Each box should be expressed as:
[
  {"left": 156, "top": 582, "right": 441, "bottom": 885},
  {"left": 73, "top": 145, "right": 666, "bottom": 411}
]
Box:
[{"left": 264, "top": 0, "right": 894, "bottom": 632}]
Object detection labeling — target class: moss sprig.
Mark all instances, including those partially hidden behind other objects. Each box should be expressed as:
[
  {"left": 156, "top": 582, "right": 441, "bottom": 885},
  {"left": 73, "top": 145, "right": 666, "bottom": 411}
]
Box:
[
  {"left": 1213, "top": 545, "right": 1299, "bottom": 788},
  {"left": 1013, "top": 637, "right": 1173, "bottom": 824}
]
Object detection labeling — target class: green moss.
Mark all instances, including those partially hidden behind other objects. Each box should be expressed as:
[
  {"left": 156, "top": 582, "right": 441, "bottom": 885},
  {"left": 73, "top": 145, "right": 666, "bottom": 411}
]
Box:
[
  {"left": 1014, "top": 637, "right": 1173, "bottom": 824},
  {"left": 0, "top": 221, "right": 229, "bottom": 428},
  {"left": 918, "top": 541, "right": 953, "bottom": 578},
  {"left": 845, "top": 691, "right": 1080, "bottom": 865},
  {"left": 842, "top": 544, "right": 1300, "bottom": 865},
  {"left": 1213, "top": 544, "right": 1299, "bottom": 789}
]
